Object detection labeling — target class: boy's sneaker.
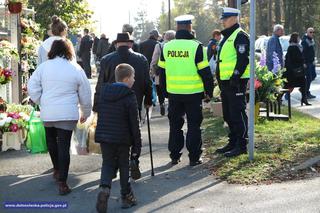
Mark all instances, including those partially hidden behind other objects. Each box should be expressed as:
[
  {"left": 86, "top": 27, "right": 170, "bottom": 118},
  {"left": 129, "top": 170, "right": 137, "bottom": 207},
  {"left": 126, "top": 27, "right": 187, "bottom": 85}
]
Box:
[
  {"left": 130, "top": 160, "right": 141, "bottom": 180},
  {"left": 96, "top": 187, "right": 110, "bottom": 213},
  {"left": 121, "top": 190, "right": 137, "bottom": 209}
]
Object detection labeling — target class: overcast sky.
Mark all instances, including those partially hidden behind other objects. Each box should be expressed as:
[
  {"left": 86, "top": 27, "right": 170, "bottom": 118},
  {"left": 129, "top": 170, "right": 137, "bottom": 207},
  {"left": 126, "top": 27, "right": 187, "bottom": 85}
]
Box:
[{"left": 88, "top": 0, "right": 165, "bottom": 40}]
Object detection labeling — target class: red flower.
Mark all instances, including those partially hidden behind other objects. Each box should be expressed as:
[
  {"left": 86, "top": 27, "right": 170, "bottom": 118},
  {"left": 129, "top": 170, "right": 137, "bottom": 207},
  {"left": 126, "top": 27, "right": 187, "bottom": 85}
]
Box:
[
  {"left": 254, "top": 79, "right": 262, "bottom": 90},
  {"left": 3, "top": 68, "right": 12, "bottom": 78},
  {"left": 10, "top": 124, "right": 19, "bottom": 132},
  {"left": 8, "top": 112, "right": 20, "bottom": 119}
]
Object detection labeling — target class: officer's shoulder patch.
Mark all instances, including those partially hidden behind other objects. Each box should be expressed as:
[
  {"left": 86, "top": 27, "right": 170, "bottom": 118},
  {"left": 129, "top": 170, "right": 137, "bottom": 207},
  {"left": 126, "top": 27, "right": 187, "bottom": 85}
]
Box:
[{"left": 238, "top": 44, "right": 246, "bottom": 54}]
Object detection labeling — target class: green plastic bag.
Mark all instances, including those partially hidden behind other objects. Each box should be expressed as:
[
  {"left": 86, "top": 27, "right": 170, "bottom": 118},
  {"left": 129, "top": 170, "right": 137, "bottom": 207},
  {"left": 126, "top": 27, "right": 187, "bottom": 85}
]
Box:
[{"left": 27, "top": 110, "right": 47, "bottom": 154}]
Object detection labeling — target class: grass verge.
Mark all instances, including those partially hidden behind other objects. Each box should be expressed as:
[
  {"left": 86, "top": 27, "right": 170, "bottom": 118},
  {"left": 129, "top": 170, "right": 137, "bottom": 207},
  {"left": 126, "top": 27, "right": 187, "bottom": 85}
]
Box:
[{"left": 203, "top": 109, "right": 320, "bottom": 184}]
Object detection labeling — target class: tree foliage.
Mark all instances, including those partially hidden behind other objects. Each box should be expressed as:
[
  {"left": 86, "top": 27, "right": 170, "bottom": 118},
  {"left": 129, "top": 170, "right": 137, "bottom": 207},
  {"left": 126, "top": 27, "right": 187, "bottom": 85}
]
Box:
[
  {"left": 134, "top": 8, "right": 156, "bottom": 42},
  {"left": 157, "top": 0, "right": 222, "bottom": 44},
  {"left": 28, "top": 0, "right": 93, "bottom": 34}
]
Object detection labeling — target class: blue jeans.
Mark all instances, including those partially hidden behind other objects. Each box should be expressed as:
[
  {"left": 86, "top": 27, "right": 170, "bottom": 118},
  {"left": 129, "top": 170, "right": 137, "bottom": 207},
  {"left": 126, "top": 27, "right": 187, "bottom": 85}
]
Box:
[{"left": 305, "top": 63, "right": 316, "bottom": 95}]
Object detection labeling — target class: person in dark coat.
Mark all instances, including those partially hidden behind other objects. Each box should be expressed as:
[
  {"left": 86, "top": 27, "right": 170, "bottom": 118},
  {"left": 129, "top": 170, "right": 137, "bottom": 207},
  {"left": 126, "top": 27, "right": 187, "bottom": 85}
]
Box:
[
  {"left": 96, "top": 33, "right": 110, "bottom": 60},
  {"left": 284, "top": 33, "right": 311, "bottom": 106},
  {"left": 107, "top": 24, "right": 139, "bottom": 54},
  {"left": 302, "top": 27, "right": 317, "bottom": 99},
  {"left": 95, "top": 64, "right": 140, "bottom": 212},
  {"left": 139, "top": 29, "right": 159, "bottom": 65},
  {"left": 79, "top": 28, "right": 93, "bottom": 78},
  {"left": 93, "top": 32, "right": 152, "bottom": 116},
  {"left": 91, "top": 33, "right": 100, "bottom": 56}
]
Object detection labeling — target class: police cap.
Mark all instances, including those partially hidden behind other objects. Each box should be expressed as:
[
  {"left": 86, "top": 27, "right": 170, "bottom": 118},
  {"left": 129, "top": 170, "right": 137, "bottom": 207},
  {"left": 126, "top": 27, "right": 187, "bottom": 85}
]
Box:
[
  {"left": 174, "top": 15, "right": 194, "bottom": 25},
  {"left": 220, "top": 7, "right": 240, "bottom": 20}
]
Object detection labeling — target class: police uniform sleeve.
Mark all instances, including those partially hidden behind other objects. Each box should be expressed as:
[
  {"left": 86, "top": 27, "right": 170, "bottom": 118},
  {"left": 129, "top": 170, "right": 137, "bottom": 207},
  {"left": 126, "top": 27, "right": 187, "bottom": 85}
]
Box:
[
  {"left": 234, "top": 32, "right": 249, "bottom": 76},
  {"left": 157, "top": 47, "right": 168, "bottom": 97},
  {"left": 195, "top": 44, "right": 214, "bottom": 98}
]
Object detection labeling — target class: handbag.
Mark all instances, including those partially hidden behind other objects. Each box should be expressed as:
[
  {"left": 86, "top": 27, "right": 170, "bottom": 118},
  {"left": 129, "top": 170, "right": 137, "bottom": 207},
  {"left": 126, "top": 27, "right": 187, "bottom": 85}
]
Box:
[{"left": 292, "top": 66, "right": 305, "bottom": 78}]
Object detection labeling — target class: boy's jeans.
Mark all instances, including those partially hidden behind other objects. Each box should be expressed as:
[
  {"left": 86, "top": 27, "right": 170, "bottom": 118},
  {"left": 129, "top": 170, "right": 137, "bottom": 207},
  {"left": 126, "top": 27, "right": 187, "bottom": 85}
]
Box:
[{"left": 100, "top": 143, "right": 131, "bottom": 195}]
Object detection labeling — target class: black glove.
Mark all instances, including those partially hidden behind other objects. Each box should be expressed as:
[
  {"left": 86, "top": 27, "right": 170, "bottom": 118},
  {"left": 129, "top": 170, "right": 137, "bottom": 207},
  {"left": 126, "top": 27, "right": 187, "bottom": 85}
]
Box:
[{"left": 229, "top": 71, "right": 240, "bottom": 88}]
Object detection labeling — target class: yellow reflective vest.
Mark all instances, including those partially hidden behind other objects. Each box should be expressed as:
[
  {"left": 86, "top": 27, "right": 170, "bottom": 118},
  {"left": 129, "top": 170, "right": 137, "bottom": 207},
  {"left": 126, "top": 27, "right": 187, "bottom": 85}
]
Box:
[
  {"left": 158, "top": 39, "right": 208, "bottom": 94},
  {"left": 219, "top": 28, "right": 250, "bottom": 80}
]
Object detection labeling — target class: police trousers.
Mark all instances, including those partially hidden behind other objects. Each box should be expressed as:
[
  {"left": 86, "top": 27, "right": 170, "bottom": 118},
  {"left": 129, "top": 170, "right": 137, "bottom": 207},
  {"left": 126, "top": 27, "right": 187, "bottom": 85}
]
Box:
[
  {"left": 220, "top": 81, "right": 248, "bottom": 148},
  {"left": 168, "top": 95, "right": 203, "bottom": 162}
]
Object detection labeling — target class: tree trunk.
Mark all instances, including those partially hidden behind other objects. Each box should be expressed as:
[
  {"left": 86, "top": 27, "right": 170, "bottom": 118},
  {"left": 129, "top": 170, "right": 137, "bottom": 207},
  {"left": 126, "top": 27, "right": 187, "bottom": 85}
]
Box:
[
  {"left": 268, "top": 0, "right": 273, "bottom": 35},
  {"left": 275, "top": 0, "right": 281, "bottom": 24}
]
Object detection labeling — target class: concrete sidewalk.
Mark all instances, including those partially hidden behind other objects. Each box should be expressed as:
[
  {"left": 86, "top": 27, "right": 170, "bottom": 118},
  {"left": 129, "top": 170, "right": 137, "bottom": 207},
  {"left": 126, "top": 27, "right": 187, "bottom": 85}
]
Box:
[{"left": 286, "top": 67, "right": 320, "bottom": 118}]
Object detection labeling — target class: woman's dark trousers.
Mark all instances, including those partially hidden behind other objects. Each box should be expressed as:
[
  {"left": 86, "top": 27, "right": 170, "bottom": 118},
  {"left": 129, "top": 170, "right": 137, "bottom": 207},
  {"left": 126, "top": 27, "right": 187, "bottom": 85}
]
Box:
[{"left": 45, "top": 127, "right": 73, "bottom": 182}]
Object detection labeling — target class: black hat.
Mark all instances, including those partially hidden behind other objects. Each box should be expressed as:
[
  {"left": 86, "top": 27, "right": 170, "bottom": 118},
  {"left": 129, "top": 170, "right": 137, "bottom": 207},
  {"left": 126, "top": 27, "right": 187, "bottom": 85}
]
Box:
[{"left": 115, "top": 32, "right": 134, "bottom": 43}]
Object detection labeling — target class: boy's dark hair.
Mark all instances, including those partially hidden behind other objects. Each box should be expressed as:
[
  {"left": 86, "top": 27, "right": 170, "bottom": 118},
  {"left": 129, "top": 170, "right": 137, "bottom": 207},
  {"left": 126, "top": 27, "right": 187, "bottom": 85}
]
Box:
[
  {"left": 51, "top": 15, "right": 68, "bottom": 36},
  {"left": 84, "top": 28, "right": 89, "bottom": 34},
  {"left": 115, "top": 63, "right": 135, "bottom": 82},
  {"left": 48, "top": 39, "right": 73, "bottom": 61}
]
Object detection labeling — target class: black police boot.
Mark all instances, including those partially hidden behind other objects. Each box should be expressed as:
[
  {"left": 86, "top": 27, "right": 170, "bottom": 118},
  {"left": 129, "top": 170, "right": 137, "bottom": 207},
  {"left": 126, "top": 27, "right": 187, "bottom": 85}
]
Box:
[
  {"left": 224, "top": 143, "right": 247, "bottom": 157},
  {"left": 189, "top": 158, "right": 203, "bottom": 166},
  {"left": 216, "top": 141, "right": 235, "bottom": 154},
  {"left": 171, "top": 158, "right": 181, "bottom": 165}
]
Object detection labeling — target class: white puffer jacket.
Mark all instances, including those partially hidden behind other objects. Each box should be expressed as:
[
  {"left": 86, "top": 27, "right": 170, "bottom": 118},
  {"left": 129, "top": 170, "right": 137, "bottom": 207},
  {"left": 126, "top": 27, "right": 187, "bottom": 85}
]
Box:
[{"left": 28, "top": 57, "right": 92, "bottom": 121}]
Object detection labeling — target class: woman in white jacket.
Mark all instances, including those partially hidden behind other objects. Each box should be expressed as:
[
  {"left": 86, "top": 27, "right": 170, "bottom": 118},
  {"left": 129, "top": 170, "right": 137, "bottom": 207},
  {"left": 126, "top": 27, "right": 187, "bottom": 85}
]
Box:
[{"left": 28, "top": 39, "right": 92, "bottom": 195}]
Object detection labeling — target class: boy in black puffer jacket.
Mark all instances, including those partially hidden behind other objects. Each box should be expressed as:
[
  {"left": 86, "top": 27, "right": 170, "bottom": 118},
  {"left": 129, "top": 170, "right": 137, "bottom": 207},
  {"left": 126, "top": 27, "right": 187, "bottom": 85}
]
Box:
[{"left": 95, "top": 63, "right": 141, "bottom": 212}]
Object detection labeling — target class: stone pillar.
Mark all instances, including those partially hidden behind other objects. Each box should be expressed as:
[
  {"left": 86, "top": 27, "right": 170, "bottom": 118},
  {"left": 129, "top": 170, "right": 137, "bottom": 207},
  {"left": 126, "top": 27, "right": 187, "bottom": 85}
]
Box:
[{"left": 10, "top": 13, "right": 21, "bottom": 103}]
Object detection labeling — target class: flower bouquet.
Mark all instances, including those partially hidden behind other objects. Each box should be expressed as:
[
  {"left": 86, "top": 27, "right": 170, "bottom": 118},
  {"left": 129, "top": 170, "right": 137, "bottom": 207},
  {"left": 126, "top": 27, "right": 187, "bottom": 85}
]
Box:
[
  {"left": 0, "top": 40, "right": 19, "bottom": 61},
  {"left": 0, "top": 67, "right": 13, "bottom": 84},
  {"left": 254, "top": 52, "right": 284, "bottom": 103},
  {"left": 0, "top": 111, "right": 29, "bottom": 133}
]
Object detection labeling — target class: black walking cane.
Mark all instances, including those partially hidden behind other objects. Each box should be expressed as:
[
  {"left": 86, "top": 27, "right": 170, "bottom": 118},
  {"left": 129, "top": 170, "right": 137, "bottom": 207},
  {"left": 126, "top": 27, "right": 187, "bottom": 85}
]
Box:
[{"left": 146, "top": 107, "right": 155, "bottom": 176}]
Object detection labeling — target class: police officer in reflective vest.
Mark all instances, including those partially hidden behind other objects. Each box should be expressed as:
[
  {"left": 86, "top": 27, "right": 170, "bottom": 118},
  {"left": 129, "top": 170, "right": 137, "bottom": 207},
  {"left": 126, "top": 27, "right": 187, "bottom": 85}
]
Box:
[
  {"left": 216, "top": 8, "right": 250, "bottom": 157},
  {"left": 158, "top": 15, "right": 213, "bottom": 166}
]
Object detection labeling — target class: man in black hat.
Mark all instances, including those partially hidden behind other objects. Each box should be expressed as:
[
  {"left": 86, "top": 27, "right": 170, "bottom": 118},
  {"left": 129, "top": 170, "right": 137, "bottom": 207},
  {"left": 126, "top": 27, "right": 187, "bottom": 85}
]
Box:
[
  {"left": 107, "top": 24, "right": 140, "bottom": 54},
  {"left": 93, "top": 32, "right": 152, "bottom": 115}
]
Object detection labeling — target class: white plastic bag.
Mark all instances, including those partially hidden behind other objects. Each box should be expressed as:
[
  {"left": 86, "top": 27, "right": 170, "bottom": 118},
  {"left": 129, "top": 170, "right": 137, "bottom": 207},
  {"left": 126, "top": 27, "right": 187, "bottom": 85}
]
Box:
[{"left": 209, "top": 55, "right": 217, "bottom": 75}]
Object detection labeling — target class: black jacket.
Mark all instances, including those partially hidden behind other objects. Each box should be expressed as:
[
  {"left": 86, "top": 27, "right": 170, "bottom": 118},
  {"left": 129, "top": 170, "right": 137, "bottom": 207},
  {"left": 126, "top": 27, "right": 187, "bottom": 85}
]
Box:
[
  {"left": 79, "top": 35, "right": 93, "bottom": 57},
  {"left": 92, "top": 37, "right": 100, "bottom": 54},
  {"left": 159, "top": 30, "right": 213, "bottom": 100},
  {"left": 95, "top": 83, "right": 141, "bottom": 156},
  {"left": 284, "top": 45, "right": 305, "bottom": 87},
  {"left": 217, "top": 23, "right": 249, "bottom": 86},
  {"left": 93, "top": 46, "right": 152, "bottom": 111},
  {"left": 139, "top": 37, "right": 159, "bottom": 65},
  {"left": 301, "top": 34, "right": 315, "bottom": 64},
  {"left": 96, "top": 38, "right": 110, "bottom": 60}
]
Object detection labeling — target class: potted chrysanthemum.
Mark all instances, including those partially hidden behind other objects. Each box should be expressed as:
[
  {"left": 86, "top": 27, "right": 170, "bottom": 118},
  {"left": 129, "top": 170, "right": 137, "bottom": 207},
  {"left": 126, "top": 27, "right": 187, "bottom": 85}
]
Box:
[{"left": 7, "top": 0, "right": 27, "bottom": 14}]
